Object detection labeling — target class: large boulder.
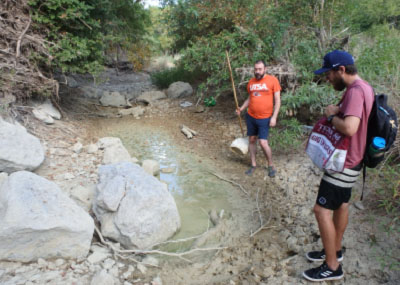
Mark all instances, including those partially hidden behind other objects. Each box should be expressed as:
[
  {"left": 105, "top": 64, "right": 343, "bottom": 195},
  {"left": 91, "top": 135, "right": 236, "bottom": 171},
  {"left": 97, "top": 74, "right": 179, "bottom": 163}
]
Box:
[
  {"left": 166, "top": 82, "right": 193, "bottom": 99},
  {"left": 97, "top": 137, "right": 132, "bottom": 165},
  {"left": 0, "top": 171, "right": 94, "bottom": 262},
  {"left": 99, "top": 91, "right": 130, "bottom": 107},
  {"left": 93, "top": 162, "right": 181, "bottom": 249},
  {"left": 136, "top": 91, "right": 166, "bottom": 104},
  {"left": 0, "top": 119, "right": 45, "bottom": 173}
]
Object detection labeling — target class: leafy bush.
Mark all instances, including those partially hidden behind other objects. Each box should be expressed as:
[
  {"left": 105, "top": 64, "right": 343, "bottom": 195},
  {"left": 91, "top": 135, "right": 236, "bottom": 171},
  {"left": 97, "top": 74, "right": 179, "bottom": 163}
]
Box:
[
  {"left": 150, "top": 65, "right": 202, "bottom": 89},
  {"left": 29, "top": 0, "right": 150, "bottom": 75},
  {"left": 269, "top": 118, "right": 305, "bottom": 153}
]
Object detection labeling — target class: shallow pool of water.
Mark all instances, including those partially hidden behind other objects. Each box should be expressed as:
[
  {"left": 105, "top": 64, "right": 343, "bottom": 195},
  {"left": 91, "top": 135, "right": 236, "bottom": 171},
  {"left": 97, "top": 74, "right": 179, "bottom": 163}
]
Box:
[{"left": 92, "top": 118, "right": 235, "bottom": 244}]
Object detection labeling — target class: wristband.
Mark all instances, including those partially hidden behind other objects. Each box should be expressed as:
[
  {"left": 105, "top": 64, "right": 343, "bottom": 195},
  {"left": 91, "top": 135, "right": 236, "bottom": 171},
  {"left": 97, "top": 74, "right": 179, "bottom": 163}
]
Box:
[{"left": 327, "top": 115, "right": 335, "bottom": 123}]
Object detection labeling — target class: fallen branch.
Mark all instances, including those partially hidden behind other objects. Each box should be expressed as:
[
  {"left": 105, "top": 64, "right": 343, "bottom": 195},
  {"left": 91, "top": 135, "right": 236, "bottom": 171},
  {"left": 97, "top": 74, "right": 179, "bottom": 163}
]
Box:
[
  {"left": 208, "top": 171, "right": 249, "bottom": 196},
  {"left": 151, "top": 210, "right": 211, "bottom": 247},
  {"left": 250, "top": 189, "right": 274, "bottom": 237},
  {"left": 94, "top": 225, "right": 227, "bottom": 263}
]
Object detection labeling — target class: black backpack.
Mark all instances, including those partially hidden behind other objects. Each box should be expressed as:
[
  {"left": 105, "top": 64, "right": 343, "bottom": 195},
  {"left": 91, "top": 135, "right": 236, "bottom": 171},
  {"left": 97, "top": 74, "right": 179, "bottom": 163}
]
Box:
[
  {"left": 361, "top": 93, "right": 398, "bottom": 200},
  {"left": 363, "top": 93, "right": 398, "bottom": 168}
]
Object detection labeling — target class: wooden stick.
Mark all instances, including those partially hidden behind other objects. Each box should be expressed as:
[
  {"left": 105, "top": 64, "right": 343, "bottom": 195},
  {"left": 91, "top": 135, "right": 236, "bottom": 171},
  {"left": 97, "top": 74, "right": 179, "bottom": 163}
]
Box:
[
  {"left": 208, "top": 171, "right": 249, "bottom": 196},
  {"left": 225, "top": 50, "right": 244, "bottom": 137}
]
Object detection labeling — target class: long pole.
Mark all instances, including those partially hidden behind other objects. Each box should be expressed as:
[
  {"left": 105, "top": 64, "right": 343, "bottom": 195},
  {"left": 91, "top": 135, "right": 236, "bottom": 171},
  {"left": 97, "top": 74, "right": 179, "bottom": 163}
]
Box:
[{"left": 225, "top": 50, "right": 244, "bottom": 137}]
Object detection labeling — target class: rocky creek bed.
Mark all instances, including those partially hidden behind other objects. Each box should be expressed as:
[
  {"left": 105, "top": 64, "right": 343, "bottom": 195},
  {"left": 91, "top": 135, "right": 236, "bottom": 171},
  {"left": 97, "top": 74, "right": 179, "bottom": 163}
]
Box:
[{"left": 0, "top": 71, "right": 399, "bottom": 284}]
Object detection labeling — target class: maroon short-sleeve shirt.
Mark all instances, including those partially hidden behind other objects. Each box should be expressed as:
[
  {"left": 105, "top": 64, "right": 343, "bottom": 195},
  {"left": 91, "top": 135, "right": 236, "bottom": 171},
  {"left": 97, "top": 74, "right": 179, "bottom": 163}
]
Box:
[{"left": 338, "top": 79, "right": 374, "bottom": 168}]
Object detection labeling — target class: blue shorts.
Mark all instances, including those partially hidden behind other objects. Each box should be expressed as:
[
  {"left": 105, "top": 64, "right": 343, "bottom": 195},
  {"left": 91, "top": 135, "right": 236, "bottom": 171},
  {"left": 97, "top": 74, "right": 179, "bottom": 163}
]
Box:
[{"left": 246, "top": 113, "right": 271, "bottom": 140}]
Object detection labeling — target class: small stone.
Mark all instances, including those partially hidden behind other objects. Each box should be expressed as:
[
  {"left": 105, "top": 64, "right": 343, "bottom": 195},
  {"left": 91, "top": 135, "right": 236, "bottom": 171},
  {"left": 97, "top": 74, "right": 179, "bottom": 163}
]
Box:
[
  {"left": 142, "top": 256, "right": 159, "bottom": 267},
  {"left": 142, "top": 160, "right": 160, "bottom": 176},
  {"left": 87, "top": 251, "right": 110, "bottom": 264},
  {"left": 91, "top": 269, "right": 114, "bottom": 285},
  {"left": 55, "top": 259, "right": 65, "bottom": 266},
  {"left": 37, "top": 258, "right": 47, "bottom": 268},
  {"left": 72, "top": 142, "right": 83, "bottom": 153},
  {"left": 109, "top": 266, "right": 119, "bottom": 277},
  {"left": 137, "top": 263, "right": 147, "bottom": 274},
  {"left": 102, "top": 258, "right": 115, "bottom": 270},
  {"left": 194, "top": 105, "right": 205, "bottom": 113},
  {"left": 63, "top": 172, "right": 75, "bottom": 180},
  {"left": 87, "top": 144, "right": 99, "bottom": 154},
  {"left": 151, "top": 276, "right": 162, "bottom": 285}
]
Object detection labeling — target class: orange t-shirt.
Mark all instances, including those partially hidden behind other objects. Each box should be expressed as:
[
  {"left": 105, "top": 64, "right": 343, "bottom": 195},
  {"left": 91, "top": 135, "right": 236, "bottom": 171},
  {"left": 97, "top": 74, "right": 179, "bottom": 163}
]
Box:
[{"left": 247, "top": 75, "right": 281, "bottom": 119}]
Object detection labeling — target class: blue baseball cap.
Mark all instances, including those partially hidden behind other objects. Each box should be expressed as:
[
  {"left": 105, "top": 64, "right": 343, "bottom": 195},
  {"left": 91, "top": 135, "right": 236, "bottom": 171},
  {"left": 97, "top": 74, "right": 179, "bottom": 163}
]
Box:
[{"left": 314, "top": 50, "right": 355, "bottom": 75}]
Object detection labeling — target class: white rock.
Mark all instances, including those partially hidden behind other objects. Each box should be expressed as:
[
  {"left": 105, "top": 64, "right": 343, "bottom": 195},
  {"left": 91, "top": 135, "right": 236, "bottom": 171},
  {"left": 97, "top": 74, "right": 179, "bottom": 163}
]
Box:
[
  {"left": 102, "top": 258, "right": 115, "bottom": 270},
  {"left": 87, "top": 251, "right": 110, "bottom": 264},
  {"left": 72, "top": 142, "right": 83, "bottom": 153},
  {"left": 36, "top": 100, "right": 61, "bottom": 120},
  {"left": 93, "top": 162, "right": 181, "bottom": 249},
  {"left": 97, "top": 137, "right": 122, "bottom": 149},
  {"left": 32, "top": 108, "right": 54, "bottom": 124},
  {"left": 0, "top": 171, "right": 94, "bottom": 262},
  {"left": 100, "top": 91, "right": 130, "bottom": 107},
  {"left": 109, "top": 266, "right": 119, "bottom": 277},
  {"left": 118, "top": 106, "right": 145, "bottom": 118},
  {"left": 0, "top": 119, "right": 45, "bottom": 173},
  {"left": 87, "top": 144, "right": 99, "bottom": 154},
  {"left": 137, "top": 263, "right": 147, "bottom": 274},
  {"left": 55, "top": 259, "right": 65, "bottom": 266},
  {"left": 0, "top": 172, "right": 8, "bottom": 187},
  {"left": 142, "top": 160, "right": 160, "bottom": 176},
  {"left": 131, "top": 157, "right": 139, "bottom": 164},
  {"left": 37, "top": 258, "right": 48, "bottom": 268},
  {"left": 70, "top": 185, "right": 95, "bottom": 211},
  {"left": 91, "top": 269, "right": 115, "bottom": 285},
  {"left": 151, "top": 276, "right": 163, "bottom": 285},
  {"left": 100, "top": 138, "right": 131, "bottom": 165},
  {"left": 137, "top": 91, "right": 166, "bottom": 104},
  {"left": 64, "top": 172, "right": 75, "bottom": 180},
  {"left": 142, "top": 256, "right": 159, "bottom": 267},
  {"left": 166, "top": 82, "right": 193, "bottom": 99}
]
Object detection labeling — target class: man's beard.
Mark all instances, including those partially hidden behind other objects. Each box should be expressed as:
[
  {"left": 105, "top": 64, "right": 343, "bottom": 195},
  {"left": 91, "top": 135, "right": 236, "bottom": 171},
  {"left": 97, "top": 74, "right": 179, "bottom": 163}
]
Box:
[
  {"left": 332, "top": 76, "right": 346, "bottom": 91},
  {"left": 254, "top": 73, "right": 264, "bottom": 80}
]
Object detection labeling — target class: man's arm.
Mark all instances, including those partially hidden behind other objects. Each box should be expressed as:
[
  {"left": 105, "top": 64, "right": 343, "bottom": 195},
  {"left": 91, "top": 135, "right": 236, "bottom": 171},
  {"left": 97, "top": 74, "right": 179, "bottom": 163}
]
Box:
[
  {"left": 236, "top": 97, "right": 250, "bottom": 115},
  {"left": 325, "top": 104, "right": 360, "bottom": 136},
  {"left": 270, "top": 91, "right": 281, "bottom": 127},
  {"left": 331, "top": 116, "right": 360, "bottom": 136}
]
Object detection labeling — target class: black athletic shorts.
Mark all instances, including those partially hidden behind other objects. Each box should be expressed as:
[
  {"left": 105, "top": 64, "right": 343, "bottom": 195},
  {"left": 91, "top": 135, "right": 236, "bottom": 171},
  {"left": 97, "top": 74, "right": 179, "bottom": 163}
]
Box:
[{"left": 316, "top": 164, "right": 362, "bottom": 210}]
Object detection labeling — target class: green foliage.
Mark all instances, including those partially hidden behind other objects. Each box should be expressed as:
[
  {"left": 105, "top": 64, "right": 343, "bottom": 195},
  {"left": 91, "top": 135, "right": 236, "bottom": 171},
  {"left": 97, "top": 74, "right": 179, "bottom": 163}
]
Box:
[
  {"left": 352, "top": 24, "right": 400, "bottom": 94},
  {"left": 146, "top": 7, "right": 174, "bottom": 55},
  {"left": 29, "top": 0, "right": 150, "bottom": 75},
  {"left": 150, "top": 65, "right": 201, "bottom": 89},
  {"left": 269, "top": 118, "right": 305, "bottom": 152},
  {"left": 280, "top": 82, "right": 340, "bottom": 117}
]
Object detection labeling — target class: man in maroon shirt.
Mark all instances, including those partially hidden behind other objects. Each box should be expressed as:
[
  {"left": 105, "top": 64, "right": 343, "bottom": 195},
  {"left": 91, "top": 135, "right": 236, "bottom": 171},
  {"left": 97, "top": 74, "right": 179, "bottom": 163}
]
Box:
[{"left": 303, "top": 50, "right": 374, "bottom": 282}]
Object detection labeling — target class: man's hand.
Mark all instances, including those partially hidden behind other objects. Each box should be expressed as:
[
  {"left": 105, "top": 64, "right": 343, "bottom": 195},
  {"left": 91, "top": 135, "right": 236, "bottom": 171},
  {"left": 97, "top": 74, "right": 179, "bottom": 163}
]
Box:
[
  {"left": 325, "top": 105, "right": 340, "bottom": 117},
  {"left": 270, "top": 117, "right": 277, "bottom": 127},
  {"left": 236, "top": 107, "right": 241, "bottom": 116}
]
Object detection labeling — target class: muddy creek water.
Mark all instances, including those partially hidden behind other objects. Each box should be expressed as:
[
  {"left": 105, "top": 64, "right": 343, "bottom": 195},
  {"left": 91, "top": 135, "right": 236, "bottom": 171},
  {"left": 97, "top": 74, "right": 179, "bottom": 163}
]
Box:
[{"left": 91, "top": 117, "right": 238, "bottom": 248}]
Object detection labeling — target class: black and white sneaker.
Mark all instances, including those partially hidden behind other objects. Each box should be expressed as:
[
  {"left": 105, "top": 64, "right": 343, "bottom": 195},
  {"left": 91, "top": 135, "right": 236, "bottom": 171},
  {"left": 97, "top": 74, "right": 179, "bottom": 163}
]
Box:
[
  {"left": 303, "top": 262, "right": 344, "bottom": 282},
  {"left": 306, "top": 249, "right": 343, "bottom": 262}
]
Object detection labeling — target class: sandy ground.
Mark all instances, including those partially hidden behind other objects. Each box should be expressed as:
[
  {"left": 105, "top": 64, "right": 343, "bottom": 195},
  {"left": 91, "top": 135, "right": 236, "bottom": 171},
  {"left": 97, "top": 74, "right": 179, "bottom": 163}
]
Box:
[{"left": 3, "top": 93, "right": 398, "bottom": 284}]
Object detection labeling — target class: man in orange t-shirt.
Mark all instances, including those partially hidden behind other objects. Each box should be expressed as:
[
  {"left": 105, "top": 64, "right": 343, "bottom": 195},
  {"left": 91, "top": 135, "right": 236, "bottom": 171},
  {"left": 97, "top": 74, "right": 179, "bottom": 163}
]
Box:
[{"left": 236, "top": 60, "right": 281, "bottom": 177}]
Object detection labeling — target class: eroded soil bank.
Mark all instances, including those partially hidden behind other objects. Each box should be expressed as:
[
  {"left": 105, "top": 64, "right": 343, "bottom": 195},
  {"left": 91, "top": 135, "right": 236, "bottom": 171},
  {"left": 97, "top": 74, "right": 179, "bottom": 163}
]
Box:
[{"left": 1, "top": 94, "right": 398, "bottom": 285}]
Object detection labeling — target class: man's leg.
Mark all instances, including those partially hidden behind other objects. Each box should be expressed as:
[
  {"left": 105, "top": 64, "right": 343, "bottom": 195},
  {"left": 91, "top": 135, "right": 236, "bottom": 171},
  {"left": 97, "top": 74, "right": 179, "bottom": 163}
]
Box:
[
  {"left": 314, "top": 204, "right": 340, "bottom": 270},
  {"left": 259, "top": 139, "right": 273, "bottom": 167},
  {"left": 248, "top": 136, "right": 257, "bottom": 167},
  {"left": 333, "top": 203, "right": 349, "bottom": 251}
]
